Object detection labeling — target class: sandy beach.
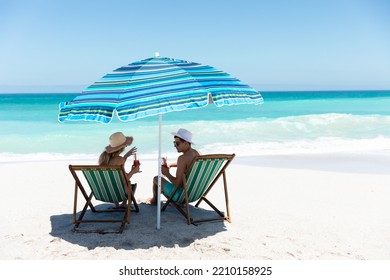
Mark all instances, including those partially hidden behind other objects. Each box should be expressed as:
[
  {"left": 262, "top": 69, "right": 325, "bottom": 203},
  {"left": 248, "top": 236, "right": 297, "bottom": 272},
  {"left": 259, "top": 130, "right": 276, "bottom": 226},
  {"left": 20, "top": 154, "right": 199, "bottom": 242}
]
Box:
[{"left": 1, "top": 151, "right": 390, "bottom": 260}]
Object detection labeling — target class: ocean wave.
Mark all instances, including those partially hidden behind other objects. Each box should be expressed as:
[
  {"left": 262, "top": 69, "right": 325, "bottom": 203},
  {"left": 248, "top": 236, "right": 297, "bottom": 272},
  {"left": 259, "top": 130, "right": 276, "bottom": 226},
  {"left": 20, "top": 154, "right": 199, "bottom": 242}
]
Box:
[
  {"left": 185, "top": 113, "right": 390, "bottom": 143},
  {"left": 2, "top": 136, "right": 390, "bottom": 163},
  {"left": 1, "top": 113, "right": 389, "bottom": 156},
  {"left": 0, "top": 152, "right": 98, "bottom": 163},
  {"left": 201, "top": 136, "right": 390, "bottom": 155},
  {"left": 0, "top": 152, "right": 172, "bottom": 163}
]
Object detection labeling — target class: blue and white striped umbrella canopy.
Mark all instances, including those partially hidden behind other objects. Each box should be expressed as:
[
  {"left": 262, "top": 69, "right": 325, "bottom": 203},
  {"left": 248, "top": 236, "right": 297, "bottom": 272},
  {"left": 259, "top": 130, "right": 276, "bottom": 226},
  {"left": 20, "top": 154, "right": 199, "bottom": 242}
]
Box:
[{"left": 58, "top": 55, "right": 263, "bottom": 123}]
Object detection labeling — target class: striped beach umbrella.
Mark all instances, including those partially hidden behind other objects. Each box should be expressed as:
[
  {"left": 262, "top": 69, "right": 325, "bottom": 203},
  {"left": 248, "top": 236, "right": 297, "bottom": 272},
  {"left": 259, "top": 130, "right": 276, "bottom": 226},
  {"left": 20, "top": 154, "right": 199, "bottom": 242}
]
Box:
[
  {"left": 59, "top": 54, "right": 263, "bottom": 123},
  {"left": 59, "top": 54, "right": 263, "bottom": 229}
]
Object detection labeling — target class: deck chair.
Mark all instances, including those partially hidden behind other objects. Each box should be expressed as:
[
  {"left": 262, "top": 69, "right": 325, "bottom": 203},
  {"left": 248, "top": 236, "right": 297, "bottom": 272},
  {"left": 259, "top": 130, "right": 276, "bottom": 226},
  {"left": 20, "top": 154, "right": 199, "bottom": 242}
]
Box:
[
  {"left": 69, "top": 165, "right": 139, "bottom": 233},
  {"left": 161, "top": 154, "right": 235, "bottom": 225}
]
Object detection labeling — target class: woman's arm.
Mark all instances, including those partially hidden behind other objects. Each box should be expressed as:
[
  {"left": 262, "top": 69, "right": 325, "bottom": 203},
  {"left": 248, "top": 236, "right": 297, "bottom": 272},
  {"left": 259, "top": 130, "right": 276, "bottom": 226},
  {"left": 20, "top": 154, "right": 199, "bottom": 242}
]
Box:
[
  {"left": 123, "top": 146, "right": 137, "bottom": 160},
  {"left": 127, "top": 164, "right": 141, "bottom": 180}
]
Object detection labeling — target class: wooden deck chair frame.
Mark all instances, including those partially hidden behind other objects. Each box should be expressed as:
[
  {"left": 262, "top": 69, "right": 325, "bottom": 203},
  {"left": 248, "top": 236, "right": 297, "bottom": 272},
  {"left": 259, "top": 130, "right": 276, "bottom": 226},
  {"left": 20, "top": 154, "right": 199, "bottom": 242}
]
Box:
[
  {"left": 69, "top": 165, "right": 139, "bottom": 234},
  {"left": 161, "top": 154, "right": 235, "bottom": 225}
]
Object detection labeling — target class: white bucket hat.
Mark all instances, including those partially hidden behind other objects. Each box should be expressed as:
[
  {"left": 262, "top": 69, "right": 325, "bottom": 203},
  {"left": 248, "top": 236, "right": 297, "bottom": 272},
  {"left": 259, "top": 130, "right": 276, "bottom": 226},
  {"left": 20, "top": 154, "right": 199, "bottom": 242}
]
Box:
[
  {"left": 105, "top": 132, "right": 133, "bottom": 153},
  {"left": 171, "top": 128, "right": 195, "bottom": 144}
]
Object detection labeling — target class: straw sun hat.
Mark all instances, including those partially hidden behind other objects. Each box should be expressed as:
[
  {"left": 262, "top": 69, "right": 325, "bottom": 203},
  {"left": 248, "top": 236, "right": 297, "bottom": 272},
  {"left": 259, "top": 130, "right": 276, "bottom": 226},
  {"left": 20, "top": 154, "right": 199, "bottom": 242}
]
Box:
[{"left": 105, "top": 132, "right": 133, "bottom": 153}]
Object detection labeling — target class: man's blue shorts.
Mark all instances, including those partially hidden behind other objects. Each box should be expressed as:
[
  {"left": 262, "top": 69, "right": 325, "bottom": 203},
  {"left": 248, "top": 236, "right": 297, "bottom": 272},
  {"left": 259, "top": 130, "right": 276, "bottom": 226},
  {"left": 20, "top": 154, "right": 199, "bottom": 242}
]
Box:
[{"left": 164, "top": 182, "right": 181, "bottom": 201}]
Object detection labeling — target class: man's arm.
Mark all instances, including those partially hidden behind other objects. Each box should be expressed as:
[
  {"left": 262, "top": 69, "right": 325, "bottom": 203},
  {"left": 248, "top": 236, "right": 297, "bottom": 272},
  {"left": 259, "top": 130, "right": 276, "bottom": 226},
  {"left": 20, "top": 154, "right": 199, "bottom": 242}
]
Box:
[{"left": 162, "top": 156, "right": 185, "bottom": 187}]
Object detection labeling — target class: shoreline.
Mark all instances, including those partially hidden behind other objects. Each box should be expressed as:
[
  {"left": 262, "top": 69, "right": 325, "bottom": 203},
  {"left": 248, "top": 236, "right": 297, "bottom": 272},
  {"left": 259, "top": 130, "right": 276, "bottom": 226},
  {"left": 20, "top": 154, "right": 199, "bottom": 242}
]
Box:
[{"left": 2, "top": 150, "right": 390, "bottom": 174}]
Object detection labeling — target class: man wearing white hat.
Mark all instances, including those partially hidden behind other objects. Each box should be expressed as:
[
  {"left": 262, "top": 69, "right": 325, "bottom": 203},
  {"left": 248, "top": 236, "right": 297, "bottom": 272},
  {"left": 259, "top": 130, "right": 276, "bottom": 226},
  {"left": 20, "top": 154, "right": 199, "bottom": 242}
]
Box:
[{"left": 147, "top": 128, "right": 200, "bottom": 205}]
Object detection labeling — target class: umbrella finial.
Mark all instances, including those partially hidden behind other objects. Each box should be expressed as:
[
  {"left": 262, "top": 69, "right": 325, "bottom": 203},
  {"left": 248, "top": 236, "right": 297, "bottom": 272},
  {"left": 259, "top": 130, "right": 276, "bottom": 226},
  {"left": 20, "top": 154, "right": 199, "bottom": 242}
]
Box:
[{"left": 155, "top": 52, "right": 160, "bottom": 57}]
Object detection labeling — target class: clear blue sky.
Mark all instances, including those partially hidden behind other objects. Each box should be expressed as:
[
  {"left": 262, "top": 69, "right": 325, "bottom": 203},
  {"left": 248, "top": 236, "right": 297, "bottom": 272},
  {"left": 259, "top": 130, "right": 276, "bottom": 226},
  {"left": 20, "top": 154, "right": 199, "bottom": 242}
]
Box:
[{"left": 1, "top": 0, "right": 389, "bottom": 93}]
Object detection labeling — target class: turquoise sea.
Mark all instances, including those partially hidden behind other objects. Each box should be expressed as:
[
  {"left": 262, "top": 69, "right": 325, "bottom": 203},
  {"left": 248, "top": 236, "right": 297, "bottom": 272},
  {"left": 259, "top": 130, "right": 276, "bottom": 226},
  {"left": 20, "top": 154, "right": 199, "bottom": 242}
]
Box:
[{"left": 1, "top": 90, "right": 390, "bottom": 162}]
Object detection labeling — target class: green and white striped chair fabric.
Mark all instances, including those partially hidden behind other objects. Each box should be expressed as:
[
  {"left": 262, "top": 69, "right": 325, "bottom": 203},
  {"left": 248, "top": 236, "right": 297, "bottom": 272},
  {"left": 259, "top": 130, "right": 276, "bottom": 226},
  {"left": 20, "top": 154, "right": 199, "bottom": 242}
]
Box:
[
  {"left": 173, "top": 157, "right": 226, "bottom": 203},
  {"left": 82, "top": 167, "right": 127, "bottom": 204}
]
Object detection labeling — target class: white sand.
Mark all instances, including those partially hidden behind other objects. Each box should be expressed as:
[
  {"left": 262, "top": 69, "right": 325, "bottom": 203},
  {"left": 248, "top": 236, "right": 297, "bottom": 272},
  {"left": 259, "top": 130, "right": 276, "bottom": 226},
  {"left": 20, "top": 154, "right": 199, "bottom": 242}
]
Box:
[{"left": 1, "top": 151, "right": 390, "bottom": 260}]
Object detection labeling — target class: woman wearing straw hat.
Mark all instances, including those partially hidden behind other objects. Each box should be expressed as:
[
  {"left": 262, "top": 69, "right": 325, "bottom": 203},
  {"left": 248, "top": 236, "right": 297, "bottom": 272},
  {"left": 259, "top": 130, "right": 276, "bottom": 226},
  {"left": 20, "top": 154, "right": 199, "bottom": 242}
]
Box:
[{"left": 98, "top": 132, "right": 141, "bottom": 208}]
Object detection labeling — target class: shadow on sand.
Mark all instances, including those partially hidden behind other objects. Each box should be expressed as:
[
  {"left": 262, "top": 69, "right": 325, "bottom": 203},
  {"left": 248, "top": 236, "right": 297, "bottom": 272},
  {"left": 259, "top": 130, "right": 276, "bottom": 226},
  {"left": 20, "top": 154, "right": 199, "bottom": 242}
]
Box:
[{"left": 50, "top": 203, "right": 227, "bottom": 250}]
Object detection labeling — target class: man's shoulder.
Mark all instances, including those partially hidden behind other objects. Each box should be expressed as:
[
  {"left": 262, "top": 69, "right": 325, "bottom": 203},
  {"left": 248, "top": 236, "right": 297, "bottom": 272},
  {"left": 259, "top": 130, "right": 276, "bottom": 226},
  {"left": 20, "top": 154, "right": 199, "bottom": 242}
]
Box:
[
  {"left": 178, "top": 152, "right": 194, "bottom": 163},
  {"left": 176, "top": 154, "right": 186, "bottom": 164}
]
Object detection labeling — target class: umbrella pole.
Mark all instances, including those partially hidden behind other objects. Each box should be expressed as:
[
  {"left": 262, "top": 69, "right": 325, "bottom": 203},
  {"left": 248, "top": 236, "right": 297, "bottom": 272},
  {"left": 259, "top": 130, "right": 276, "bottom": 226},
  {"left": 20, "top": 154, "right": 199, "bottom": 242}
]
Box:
[{"left": 157, "top": 114, "right": 162, "bottom": 230}]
